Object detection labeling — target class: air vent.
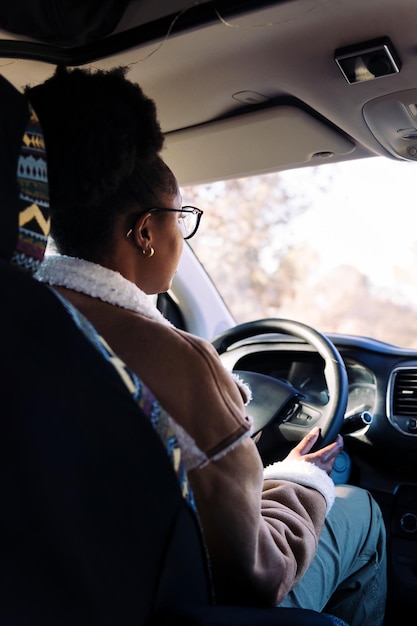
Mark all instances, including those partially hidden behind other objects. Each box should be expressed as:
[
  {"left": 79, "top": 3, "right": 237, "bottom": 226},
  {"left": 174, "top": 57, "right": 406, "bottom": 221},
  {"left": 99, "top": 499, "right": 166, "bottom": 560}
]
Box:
[
  {"left": 392, "top": 369, "right": 417, "bottom": 415},
  {"left": 388, "top": 368, "right": 417, "bottom": 435}
]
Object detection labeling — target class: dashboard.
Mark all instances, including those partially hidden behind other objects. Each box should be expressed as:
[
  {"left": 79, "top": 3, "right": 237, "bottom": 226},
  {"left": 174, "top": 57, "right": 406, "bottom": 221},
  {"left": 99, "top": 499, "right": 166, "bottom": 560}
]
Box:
[{"left": 218, "top": 332, "right": 417, "bottom": 472}]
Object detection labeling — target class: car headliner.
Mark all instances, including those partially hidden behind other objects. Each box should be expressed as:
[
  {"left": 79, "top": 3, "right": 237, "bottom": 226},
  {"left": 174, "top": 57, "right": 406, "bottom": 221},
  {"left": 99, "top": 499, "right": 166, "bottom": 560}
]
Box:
[{"left": 0, "top": 0, "right": 416, "bottom": 185}]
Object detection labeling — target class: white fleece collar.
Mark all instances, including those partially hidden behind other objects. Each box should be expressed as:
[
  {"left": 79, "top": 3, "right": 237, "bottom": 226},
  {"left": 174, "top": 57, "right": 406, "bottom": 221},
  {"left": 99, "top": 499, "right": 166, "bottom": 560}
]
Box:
[{"left": 35, "top": 255, "right": 173, "bottom": 327}]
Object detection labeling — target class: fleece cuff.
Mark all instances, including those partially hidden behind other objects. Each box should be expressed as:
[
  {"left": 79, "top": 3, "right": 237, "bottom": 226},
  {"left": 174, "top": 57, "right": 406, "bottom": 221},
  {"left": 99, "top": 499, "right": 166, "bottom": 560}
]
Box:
[
  {"left": 263, "top": 459, "right": 335, "bottom": 514},
  {"left": 231, "top": 372, "right": 253, "bottom": 405}
]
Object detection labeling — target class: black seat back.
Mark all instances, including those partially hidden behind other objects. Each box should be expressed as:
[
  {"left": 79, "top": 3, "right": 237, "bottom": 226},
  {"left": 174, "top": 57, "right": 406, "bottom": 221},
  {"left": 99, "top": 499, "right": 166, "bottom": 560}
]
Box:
[{"left": 1, "top": 261, "right": 212, "bottom": 625}]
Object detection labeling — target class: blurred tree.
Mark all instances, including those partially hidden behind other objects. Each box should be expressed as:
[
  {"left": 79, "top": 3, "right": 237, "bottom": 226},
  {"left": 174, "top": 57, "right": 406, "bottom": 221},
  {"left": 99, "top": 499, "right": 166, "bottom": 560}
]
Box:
[{"left": 183, "top": 172, "right": 310, "bottom": 320}]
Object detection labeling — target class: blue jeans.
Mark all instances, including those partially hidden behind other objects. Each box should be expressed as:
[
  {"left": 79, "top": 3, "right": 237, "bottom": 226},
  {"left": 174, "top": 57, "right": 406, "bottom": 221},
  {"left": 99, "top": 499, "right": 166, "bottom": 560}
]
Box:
[{"left": 277, "top": 484, "right": 387, "bottom": 626}]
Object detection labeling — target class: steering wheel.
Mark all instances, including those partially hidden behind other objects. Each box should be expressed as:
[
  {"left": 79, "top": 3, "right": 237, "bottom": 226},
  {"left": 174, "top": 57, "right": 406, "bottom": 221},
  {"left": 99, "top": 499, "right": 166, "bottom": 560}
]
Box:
[{"left": 212, "top": 318, "right": 348, "bottom": 464}]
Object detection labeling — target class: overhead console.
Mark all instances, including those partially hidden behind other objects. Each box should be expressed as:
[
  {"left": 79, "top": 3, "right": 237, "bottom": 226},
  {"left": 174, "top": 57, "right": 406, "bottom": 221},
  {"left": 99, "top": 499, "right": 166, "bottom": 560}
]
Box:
[{"left": 363, "top": 89, "right": 417, "bottom": 161}]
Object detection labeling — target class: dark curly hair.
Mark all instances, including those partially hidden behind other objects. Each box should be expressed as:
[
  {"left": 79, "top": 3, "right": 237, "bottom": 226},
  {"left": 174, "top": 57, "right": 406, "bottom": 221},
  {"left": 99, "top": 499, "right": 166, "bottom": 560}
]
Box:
[{"left": 26, "top": 65, "right": 177, "bottom": 260}]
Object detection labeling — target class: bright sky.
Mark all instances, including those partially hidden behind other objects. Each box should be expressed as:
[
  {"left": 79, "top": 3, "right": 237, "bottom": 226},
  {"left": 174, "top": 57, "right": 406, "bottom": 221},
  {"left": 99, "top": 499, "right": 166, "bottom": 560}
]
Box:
[{"left": 278, "top": 157, "right": 417, "bottom": 307}]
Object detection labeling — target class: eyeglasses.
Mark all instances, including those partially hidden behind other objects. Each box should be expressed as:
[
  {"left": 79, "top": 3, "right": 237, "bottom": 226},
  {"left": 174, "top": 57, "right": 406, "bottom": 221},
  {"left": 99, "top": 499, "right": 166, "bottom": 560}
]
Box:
[
  {"left": 126, "top": 206, "right": 203, "bottom": 240},
  {"left": 147, "top": 206, "right": 203, "bottom": 240}
]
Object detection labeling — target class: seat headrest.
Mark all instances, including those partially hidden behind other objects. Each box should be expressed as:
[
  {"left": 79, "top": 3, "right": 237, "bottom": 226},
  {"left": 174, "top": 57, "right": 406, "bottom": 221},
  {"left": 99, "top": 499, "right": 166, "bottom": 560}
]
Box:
[{"left": 0, "top": 74, "right": 49, "bottom": 273}]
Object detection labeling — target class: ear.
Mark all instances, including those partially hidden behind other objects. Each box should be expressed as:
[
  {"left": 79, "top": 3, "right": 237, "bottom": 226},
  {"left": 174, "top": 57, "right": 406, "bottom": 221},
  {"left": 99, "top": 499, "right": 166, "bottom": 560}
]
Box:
[{"left": 131, "top": 212, "right": 153, "bottom": 248}]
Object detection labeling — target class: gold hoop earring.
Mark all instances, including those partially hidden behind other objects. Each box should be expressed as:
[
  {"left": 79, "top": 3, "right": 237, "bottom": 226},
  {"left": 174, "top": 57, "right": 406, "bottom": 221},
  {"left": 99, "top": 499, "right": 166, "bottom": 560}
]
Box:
[{"left": 142, "top": 246, "right": 155, "bottom": 258}]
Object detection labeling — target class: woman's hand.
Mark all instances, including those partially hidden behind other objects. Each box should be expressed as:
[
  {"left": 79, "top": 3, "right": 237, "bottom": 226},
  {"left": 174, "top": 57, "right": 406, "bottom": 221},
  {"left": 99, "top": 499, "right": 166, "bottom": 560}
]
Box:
[{"left": 284, "top": 427, "right": 344, "bottom": 475}]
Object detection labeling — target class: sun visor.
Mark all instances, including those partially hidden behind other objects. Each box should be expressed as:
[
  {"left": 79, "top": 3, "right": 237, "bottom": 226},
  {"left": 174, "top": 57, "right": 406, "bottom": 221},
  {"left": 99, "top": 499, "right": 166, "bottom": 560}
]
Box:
[
  {"left": 363, "top": 89, "right": 417, "bottom": 161},
  {"left": 162, "top": 105, "right": 355, "bottom": 186}
]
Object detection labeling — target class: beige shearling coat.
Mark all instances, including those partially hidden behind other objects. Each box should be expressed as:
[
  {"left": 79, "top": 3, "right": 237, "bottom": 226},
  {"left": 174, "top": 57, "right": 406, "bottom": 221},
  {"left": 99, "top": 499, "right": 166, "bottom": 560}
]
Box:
[{"left": 45, "top": 283, "right": 331, "bottom": 607}]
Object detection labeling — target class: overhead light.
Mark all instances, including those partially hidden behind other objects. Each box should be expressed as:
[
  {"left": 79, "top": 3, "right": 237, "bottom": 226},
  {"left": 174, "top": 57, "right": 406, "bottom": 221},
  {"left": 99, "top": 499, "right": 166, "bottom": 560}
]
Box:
[
  {"left": 363, "top": 88, "right": 417, "bottom": 161},
  {"left": 335, "top": 37, "right": 401, "bottom": 84}
]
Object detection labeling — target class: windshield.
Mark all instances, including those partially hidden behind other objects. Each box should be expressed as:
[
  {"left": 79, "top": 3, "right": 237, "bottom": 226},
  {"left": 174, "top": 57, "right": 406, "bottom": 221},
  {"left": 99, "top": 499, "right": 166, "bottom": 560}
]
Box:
[{"left": 184, "top": 156, "right": 417, "bottom": 349}]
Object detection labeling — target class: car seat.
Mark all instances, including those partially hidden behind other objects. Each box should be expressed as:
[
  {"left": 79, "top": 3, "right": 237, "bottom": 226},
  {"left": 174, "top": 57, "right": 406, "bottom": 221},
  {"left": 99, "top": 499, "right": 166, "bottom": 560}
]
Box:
[{"left": 0, "top": 73, "right": 345, "bottom": 626}]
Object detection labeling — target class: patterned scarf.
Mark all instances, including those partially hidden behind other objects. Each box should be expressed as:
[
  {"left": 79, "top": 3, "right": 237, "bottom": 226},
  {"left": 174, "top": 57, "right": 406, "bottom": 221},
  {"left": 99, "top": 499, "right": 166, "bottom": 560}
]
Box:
[{"left": 12, "top": 106, "right": 50, "bottom": 273}]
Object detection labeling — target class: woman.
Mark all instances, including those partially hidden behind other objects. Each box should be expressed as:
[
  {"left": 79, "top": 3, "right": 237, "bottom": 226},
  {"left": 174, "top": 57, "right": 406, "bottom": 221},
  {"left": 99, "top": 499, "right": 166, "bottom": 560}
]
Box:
[{"left": 29, "top": 66, "right": 386, "bottom": 625}]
